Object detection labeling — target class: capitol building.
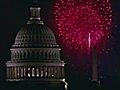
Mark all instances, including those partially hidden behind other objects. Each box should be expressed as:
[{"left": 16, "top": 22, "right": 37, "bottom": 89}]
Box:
[{"left": 6, "top": 3, "right": 67, "bottom": 90}]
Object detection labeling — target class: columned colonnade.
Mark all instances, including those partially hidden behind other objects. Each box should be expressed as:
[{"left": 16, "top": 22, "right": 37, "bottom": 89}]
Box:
[{"left": 7, "top": 66, "right": 64, "bottom": 80}]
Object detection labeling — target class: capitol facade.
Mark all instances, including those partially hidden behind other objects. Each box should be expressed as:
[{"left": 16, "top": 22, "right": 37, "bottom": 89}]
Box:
[{"left": 6, "top": 3, "right": 67, "bottom": 90}]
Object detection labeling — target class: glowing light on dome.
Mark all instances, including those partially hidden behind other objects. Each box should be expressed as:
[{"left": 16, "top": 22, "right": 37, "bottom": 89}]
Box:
[{"left": 53, "top": 0, "right": 112, "bottom": 54}]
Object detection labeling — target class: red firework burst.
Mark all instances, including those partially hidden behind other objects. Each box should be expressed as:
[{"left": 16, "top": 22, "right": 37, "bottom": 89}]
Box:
[{"left": 54, "top": 0, "right": 112, "bottom": 53}]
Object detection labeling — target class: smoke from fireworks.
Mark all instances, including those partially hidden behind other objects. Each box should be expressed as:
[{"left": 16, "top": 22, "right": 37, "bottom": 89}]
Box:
[{"left": 54, "top": 0, "right": 112, "bottom": 54}]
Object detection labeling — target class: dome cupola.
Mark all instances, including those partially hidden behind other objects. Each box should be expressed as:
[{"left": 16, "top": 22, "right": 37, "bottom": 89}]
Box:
[{"left": 13, "top": 6, "right": 58, "bottom": 48}]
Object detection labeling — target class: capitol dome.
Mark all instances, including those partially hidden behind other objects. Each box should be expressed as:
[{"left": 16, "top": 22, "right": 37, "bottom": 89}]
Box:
[
  {"left": 6, "top": 5, "right": 68, "bottom": 89},
  {"left": 13, "top": 24, "right": 58, "bottom": 48},
  {"left": 7, "top": 6, "right": 61, "bottom": 62}
]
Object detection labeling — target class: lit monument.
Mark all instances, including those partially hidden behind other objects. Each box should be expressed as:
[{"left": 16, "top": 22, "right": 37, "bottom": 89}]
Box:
[{"left": 6, "top": 3, "right": 67, "bottom": 90}]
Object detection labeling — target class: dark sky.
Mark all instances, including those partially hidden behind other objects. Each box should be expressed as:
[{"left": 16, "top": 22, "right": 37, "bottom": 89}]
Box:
[{"left": 0, "top": 0, "right": 120, "bottom": 88}]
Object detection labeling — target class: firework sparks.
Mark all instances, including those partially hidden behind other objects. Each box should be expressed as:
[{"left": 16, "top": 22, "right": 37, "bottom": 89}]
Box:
[{"left": 54, "top": 0, "right": 112, "bottom": 53}]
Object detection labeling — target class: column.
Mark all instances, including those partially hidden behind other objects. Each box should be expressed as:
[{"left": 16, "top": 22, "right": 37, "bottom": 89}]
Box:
[
  {"left": 56, "top": 67, "right": 60, "bottom": 78},
  {"left": 14, "top": 67, "right": 17, "bottom": 79},
  {"left": 39, "top": 67, "right": 41, "bottom": 78},
  {"left": 11, "top": 67, "right": 13, "bottom": 79},
  {"left": 32, "top": 67, "right": 35, "bottom": 77},
  {"left": 54, "top": 67, "right": 57, "bottom": 78},
  {"left": 14, "top": 52, "right": 16, "bottom": 60},
  {"left": 22, "top": 51, "right": 24, "bottom": 60},
  {"left": 44, "top": 66, "right": 47, "bottom": 78},
  {"left": 40, "top": 67, "right": 43, "bottom": 77},
  {"left": 27, "top": 67, "right": 31, "bottom": 77},
  {"left": 26, "top": 51, "right": 28, "bottom": 59},
  {"left": 23, "top": 51, "right": 26, "bottom": 59},
  {"left": 16, "top": 67, "right": 19, "bottom": 79},
  {"left": 12, "top": 67, "right": 15, "bottom": 79},
  {"left": 21, "top": 67, "right": 24, "bottom": 78},
  {"left": 16, "top": 51, "right": 18, "bottom": 60},
  {"left": 48, "top": 66, "right": 51, "bottom": 78},
  {"left": 61, "top": 67, "right": 65, "bottom": 78},
  {"left": 39, "top": 51, "right": 41, "bottom": 59},
  {"left": 51, "top": 66, "right": 54, "bottom": 78},
  {"left": 49, "top": 51, "right": 51, "bottom": 59},
  {"left": 36, "top": 67, "right": 39, "bottom": 77},
  {"left": 23, "top": 67, "right": 26, "bottom": 78},
  {"left": 20, "top": 51, "right": 22, "bottom": 60},
  {"left": 59, "top": 66, "right": 62, "bottom": 78},
  {"left": 18, "top": 67, "right": 21, "bottom": 79}
]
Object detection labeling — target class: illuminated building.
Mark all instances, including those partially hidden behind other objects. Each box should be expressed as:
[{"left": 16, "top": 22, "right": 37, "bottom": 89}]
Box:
[{"left": 6, "top": 3, "right": 68, "bottom": 90}]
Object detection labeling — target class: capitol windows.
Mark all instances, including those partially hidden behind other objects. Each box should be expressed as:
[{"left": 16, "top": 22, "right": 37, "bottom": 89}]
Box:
[
  {"left": 15, "top": 52, "right": 16, "bottom": 59},
  {"left": 17, "top": 51, "right": 19, "bottom": 59},
  {"left": 30, "top": 35, "right": 32, "bottom": 42},
  {"left": 48, "top": 67, "right": 51, "bottom": 78},
  {"left": 24, "top": 67, "right": 26, "bottom": 77},
  {"left": 41, "top": 52, "right": 43, "bottom": 59},
  {"left": 26, "top": 35, "right": 29, "bottom": 42},
  {"left": 20, "top": 51, "right": 22, "bottom": 60},
  {"left": 54, "top": 67, "right": 57, "bottom": 78},
  {"left": 25, "top": 35, "right": 27, "bottom": 42},
  {"left": 27, "top": 51, "right": 30, "bottom": 59},
  {"left": 27, "top": 68, "right": 31, "bottom": 77},
  {"left": 61, "top": 67, "right": 64, "bottom": 78},
  {"left": 44, "top": 67, "right": 47, "bottom": 77},
  {"left": 49, "top": 51, "right": 51, "bottom": 59},
  {"left": 7, "top": 66, "right": 64, "bottom": 79},
  {"left": 17, "top": 67, "right": 20, "bottom": 78},
  {"left": 52, "top": 52, "right": 54, "bottom": 59},
  {"left": 32, "top": 68, "right": 35, "bottom": 77},
  {"left": 43, "top": 51, "right": 45, "bottom": 59},
  {"left": 40, "top": 67, "right": 43, "bottom": 77},
  {"left": 45, "top": 52, "right": 47, "bottom": 59},
  {"left": 28, "top": 35, "right": 31, "bottom": 42},
  {"left": 51, "top": 67, "right": 54, "bottom": 78},
  {"left": 20, "top": 67, "right": 24, "bottom": 78},
  {"left": 23, "top": 51, "right": 26, "bottom": 59},
  {"left": 29, "top": 51, "right": 33, "bottom": 59},
  {"left": 55, "top": 52, "right": 57, "bottom": 59},
  {"left": 36, "top": 68, "right": 39, "bottom": 77},
  {"left": 33, "top": 51, "right": 36, "bottom": 59},
  {"left": 39, "top": 51, "right": 41, "bottom": 59},
  {"left": 31, "top": 51, "right": 34, "bottom": 59}
]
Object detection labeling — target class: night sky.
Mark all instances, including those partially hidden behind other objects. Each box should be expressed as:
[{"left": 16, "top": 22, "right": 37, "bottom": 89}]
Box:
[{"left": 0, "top": 0, "right": 120, "bottom": 89}]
